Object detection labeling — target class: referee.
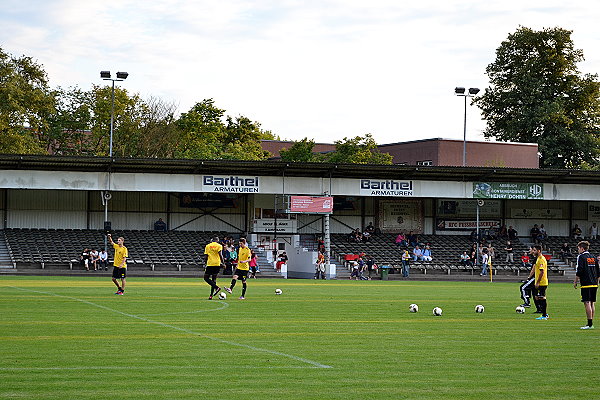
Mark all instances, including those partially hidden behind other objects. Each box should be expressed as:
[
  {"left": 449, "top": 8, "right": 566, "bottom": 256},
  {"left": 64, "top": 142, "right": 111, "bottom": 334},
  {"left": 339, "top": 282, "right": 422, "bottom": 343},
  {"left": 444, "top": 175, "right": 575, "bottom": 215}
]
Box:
[{"left": 574, "top": 241, "right": 600, "bottom": 330}]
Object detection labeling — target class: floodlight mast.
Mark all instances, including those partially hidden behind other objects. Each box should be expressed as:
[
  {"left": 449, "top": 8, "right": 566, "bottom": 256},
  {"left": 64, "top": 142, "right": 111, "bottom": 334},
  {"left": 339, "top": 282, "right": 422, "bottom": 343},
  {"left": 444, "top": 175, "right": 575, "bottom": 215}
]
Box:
[{"left": 454, "top": 87, "right": 480, "bottom": 167}]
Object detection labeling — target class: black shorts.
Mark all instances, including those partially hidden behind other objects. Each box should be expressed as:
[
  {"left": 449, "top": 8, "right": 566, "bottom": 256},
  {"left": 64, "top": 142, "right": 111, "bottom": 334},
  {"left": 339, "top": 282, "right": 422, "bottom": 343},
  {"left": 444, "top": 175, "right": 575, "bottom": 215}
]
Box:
[
  {"left": 234, "top": 269, "right": 249, "bottom": 280},
  {"left": 205, "top": 265, "right": 221, "bottom": 275},
  {"left": 112, "top": 267, "right": 126, "bottom": 279},
  {"left": 581, "top": 287, "right": 598, "bottom": 303},
  {"left": 534, "top": 286, "right": 547, "bottom": 298}
]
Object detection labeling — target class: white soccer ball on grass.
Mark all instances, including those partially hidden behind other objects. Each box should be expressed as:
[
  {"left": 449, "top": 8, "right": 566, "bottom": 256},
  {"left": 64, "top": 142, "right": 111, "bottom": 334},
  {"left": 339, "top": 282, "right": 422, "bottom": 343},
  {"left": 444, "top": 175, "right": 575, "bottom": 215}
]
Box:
[
  {"left": 475, "top": 304, "right": 485, "bottom": 313},
  {"left": 218, "top": 291, "right": 227, "bottom": 300},
  {"left": 275, "top": 289, "right": 282, "bottom": 295},
  {"left": 515, "top": 306, "right": 525, "bottom": 314},
  {"left": 433, "top": 307, "right": 443, "bottom": 316},
  {"left": 409, "top": 304, "right": 419, "bottom": 313}
]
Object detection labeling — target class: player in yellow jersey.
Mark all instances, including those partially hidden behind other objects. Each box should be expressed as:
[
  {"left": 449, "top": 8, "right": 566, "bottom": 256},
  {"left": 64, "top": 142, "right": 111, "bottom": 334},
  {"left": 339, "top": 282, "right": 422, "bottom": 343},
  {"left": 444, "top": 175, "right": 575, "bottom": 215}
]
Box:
[
  {"left": 107, "top": 234, "right": 128, "bottom": 295},
  {"left": 529, "top": 245, "right": 549, "bottom": 320},
  {"left": 225, "top": 238, "right": 251, "bottom": 299},
  {"left": 204, "top": 236, "right": 225, "bottom": 300}
]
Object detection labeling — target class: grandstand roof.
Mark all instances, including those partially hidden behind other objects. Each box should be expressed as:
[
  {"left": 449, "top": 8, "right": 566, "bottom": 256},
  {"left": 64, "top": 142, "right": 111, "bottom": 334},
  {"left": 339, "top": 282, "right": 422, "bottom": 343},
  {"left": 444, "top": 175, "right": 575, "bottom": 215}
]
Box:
[{"left": 0, "top": 154, "right": 598, "bottom": 184}]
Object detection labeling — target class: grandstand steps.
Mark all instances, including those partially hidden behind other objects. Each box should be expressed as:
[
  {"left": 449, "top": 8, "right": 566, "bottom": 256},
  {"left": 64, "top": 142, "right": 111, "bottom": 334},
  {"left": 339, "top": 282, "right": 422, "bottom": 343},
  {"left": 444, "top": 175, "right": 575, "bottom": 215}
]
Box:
[{"left": 0, "top": 235, "right": 15, "bottom": 268}]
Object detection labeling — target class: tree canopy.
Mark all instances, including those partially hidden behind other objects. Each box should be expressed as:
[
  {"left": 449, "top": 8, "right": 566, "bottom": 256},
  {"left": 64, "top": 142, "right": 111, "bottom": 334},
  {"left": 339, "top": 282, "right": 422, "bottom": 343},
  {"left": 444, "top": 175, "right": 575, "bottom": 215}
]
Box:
[
  {"left": 279, "top": 134, "right": 393, "bottom": 165},
  {"left": 475, "top": 26, "right": 600, "bottom": 168},
  {"left": 0, "top": 48, "right": 54, "bottom": 154}
]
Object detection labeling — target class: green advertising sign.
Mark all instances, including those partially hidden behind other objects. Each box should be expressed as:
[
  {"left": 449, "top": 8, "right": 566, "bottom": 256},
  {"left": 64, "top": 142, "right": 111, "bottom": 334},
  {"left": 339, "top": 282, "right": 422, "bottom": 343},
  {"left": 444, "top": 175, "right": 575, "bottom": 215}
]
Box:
[{"left": 473, "top": 182, "right": 543, "bottom": 199}]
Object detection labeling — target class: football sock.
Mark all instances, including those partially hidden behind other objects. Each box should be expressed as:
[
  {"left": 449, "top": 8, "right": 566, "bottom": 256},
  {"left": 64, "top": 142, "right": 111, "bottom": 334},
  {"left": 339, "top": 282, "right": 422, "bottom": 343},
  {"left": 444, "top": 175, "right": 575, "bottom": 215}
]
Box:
[
  {"left": 242, "top": 282, "right": 247, "bottom": 297},
  {"left": 588, "top": 319, "right": 593, "bottom": 327},
  {"left": 540, "top": 299, "right": 547, "bottom": 316},
  {"left": 533, "top": 298, "right": 541, "bottom": 311},
  {"left": 230, "top": 279, "right": 237, "bottom": 289}
]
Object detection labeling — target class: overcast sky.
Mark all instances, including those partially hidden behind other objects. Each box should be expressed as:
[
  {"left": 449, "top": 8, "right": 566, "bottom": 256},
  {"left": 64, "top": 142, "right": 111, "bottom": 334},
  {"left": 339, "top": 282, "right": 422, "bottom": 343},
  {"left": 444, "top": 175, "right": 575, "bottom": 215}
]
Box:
[{"left": 1, "top": 0, "right": 598, "bottom": 145}]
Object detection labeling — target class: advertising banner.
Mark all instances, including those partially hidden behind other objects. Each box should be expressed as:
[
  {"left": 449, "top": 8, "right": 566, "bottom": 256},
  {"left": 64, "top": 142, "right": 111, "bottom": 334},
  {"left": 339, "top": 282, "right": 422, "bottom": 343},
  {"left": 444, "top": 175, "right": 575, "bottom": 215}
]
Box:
[
  {"left": 202, "top": 175, "right": 260, "bottom": 193},
  {"left": 436, "top": 219, "right": 501, "bottom": 231},
  {"left": 179, "top": 193, "right": 239, "bottom": 208},
  {"left": 360, "top": 179, "right": 414, "bottom": 196},
  {"left": 588, "top": 202, "right": 600, "bottom": 221},
  {"left": 473, "top": 182, "right": 543, "bottom": 199},
  {"left": 289, "top": 196, "right": 333, "bottom": 213},
  {"left": 510, "top": 208, "right": 563, "bottom": 219},
  {"left": 438, "top": 199, "right": 502, "bottom": 217},
  {"left": 378, "top": 199, "right": 423, "bottom": 233},
  {"left": 252, "top": 219, "right": 297, "bottom": 233}
]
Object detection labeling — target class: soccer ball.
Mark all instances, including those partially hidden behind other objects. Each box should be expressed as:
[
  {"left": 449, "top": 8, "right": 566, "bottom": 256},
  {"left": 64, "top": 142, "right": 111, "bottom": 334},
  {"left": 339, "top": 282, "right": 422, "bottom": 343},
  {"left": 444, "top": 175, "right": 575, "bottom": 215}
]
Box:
[
  {"left": 218, "top": 292, "right": 227, "bottom": 300},
  {"left": 409, "top": 304, "right": 419, "bottom": 313},
  {"left": 275, "top": 289, "right": 282, "bottom": 295},
  {"left": 515, "top": 306, "right": 525, "bottom": 314},
  {"left": 433, "top": 307, "right": 443, "bottom": 316},
  {"left": 475, "top": 305, "right": 485, "bottom": 313}
]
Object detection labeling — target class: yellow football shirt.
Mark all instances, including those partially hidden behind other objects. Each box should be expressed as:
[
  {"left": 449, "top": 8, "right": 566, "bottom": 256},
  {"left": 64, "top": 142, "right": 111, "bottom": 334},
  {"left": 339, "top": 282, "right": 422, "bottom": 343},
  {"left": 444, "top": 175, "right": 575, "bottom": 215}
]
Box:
[
  {"left": 112, "top": 243, "right": 128, "bottom": 268},
  {"left": 237, "top": 246, "right": 251, "bottom": 271},
  {"left": 534, "top": 255, "right": 548, "bottom": 286},
  {"left": 204, "top": 242, "right": 223, "bottom": 266}
]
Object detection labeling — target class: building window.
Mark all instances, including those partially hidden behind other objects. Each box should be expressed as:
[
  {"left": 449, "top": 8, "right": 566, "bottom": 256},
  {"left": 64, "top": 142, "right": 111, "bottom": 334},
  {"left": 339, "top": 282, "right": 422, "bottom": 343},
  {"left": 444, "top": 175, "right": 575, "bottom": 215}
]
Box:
[{"left": 417, "top": 160, "right": 433, "bottom": 166}]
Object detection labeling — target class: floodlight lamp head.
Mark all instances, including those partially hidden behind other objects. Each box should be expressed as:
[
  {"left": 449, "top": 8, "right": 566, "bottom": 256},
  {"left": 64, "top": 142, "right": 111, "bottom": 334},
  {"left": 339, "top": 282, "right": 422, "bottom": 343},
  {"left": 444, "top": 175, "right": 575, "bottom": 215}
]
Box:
[
  {"left": 116, "top": 71, "right": 129, "bottom": 80},
  {"left": 100, "top": 71, "right": 111, "bottom": 79},
  {"left": 455, "top": 87, "right": 465, "bottom": 95},
  {"left": 468, "top": 87, "right": 480, "bottom": 95}
]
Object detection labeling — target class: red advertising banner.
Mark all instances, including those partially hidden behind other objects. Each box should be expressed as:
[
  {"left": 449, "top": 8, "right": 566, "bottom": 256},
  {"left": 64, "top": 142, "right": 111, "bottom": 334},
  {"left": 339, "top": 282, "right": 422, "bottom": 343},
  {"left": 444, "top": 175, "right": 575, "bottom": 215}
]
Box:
[{"left": 290, "top": 196, "right": 334, "bottom": 213}]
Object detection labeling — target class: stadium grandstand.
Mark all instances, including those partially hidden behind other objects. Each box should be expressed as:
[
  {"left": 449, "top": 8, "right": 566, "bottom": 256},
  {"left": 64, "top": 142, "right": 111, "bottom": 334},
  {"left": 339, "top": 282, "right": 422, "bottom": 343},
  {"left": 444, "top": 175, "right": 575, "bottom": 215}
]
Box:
[{"left": 1, "top": 154, "right": 600, "bottom": 281}]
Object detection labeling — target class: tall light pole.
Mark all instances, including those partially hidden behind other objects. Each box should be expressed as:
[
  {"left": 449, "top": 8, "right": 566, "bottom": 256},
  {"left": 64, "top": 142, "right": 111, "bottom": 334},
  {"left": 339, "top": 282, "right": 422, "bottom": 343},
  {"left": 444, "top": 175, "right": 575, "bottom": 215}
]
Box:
[
  {"left": 454, "top": 87, "right": 480, "bottom": 166},
  {"left": 100, "top": 71, "right": 128, "bottom": 252},
  {"left": 100, "top": 71, "right": 128, "bottom": 157}
]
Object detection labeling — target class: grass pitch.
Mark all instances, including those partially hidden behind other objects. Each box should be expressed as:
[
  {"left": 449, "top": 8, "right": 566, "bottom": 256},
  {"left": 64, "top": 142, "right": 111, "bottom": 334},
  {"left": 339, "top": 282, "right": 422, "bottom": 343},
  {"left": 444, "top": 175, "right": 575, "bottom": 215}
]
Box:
[{"left": 0, "top": 276, "right": 597, "bottom": 399}]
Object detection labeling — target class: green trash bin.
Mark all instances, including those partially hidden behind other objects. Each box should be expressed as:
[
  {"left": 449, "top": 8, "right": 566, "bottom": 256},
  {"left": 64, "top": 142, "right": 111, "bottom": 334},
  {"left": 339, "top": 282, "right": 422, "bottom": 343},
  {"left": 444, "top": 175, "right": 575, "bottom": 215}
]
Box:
[{"left": 380, "top": 266, "right": 389, "bottom": 280}]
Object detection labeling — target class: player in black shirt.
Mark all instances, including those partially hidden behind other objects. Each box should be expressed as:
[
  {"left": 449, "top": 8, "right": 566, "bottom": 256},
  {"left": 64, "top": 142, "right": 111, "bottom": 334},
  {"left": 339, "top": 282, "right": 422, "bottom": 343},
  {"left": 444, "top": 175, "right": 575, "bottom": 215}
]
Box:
[{"left": 574, "top": 241, "right": 600, "bottom": 330}]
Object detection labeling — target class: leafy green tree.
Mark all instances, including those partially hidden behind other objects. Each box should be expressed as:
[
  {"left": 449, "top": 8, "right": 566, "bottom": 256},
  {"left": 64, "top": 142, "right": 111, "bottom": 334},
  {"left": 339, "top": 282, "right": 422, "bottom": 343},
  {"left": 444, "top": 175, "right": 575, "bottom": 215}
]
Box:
[
  {"left": 175, "top": 99, "right": 226, "bottom": 159},
  {"left": 175, "top": 99, "right": 274, "bottom": 160},
  {"left": 0, "top": 47, "right": 54, "bottom": 154},
  {"left": 222, "top": 115, "right": 272, "bottom": 160},
  {"left": 325, "top": 134, "right": 393, "bottom": 164},
  {"left": 279, "top": 138, "right": 325, "bottom": 162},
  {"left": 45, "top": 86, "right": 93, "bottom": 155},
  {"left": 475, "top": 27, "right": 600, "bottom": 168}
]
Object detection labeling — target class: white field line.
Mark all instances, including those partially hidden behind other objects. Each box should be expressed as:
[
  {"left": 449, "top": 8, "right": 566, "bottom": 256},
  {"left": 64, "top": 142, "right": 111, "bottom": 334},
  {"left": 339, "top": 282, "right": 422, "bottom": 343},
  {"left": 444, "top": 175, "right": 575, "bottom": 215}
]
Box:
[{"left": 9, "top": 286, "right": 332, "bottom": 369}]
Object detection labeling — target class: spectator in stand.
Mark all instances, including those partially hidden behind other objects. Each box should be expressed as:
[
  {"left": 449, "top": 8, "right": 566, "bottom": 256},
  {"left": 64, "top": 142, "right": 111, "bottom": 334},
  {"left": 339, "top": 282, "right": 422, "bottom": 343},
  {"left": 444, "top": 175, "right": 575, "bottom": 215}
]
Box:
[
  {"left": 401, "top": 250, "right": 411, "bottom": 277},
  {"left": 395, "top": 232, "right": 407, "bottom": 248},
  {"left": 460, "top": 251, "right": 472, "bottom": 267},
  {"left": 487, "top": 242, "right": 496, "bottom": 261},
  {"left": 362, "top": 230, "right": 371, "bottom": 243},
  {"left": 81, "top": 248, "right": 90, "bottom": 271},
  {"left": 530, "top": 224, "right": 541, "bottom": 243},
  {"left": 276, "top": 251, "right": 288, "bottom": 272},
  {"left": 538, "top": 224, "right": 547, "bottom": 242},
  {"left": 498, "top": 224, "right": 508, "bottom": 239},
  {"left": 154, "top": 218, "right": 167, "bottom": 232},
  {"left": 572, "top": 224, "right": 583, "bottom": 239},
  {"left": 89, "top": 248, "right": 99, "bottom": 271},
  {"left": 505, "top": 241, "right": 514, "bottom": 263},
  {"left": 317, "top": 237, "right": 325, "bottom": 253},
  {"left": 560, "top": 243, "right": 572, "bottom": 261},
  {"left": 314, "top": 251, "right": 326, "bottom": 280},
  {"left": 521, "top": 251, "right": 532, "bottom": 269},
  {"left": 480, "top": 249, "right": 489, "bottom": 276},
  {"left": 589, "top": 222, "right": 598, "bottom": 240},
  {"left": 412, "top": 245, "right": 424, "bottom": 262},
  {"left": 365, "top": 222, "right": 375, "bottom": 235},
  {"left": 469, "top": 244, "right": 478, "bottom": 266},
  {"left": 249, "top": 250, "right": 258, "bottom": 278},
  {"left": 508, "top": 226, "right": 519, "bottom": 241},
  {"left": 422, "top": 245, "right": 433, "bottom": 262},
  {"left": 407, "top": 231, "right": 418, "bottom": 247},
  {"left": 99, "top": 248, "right": 108, "bottom": 271},
  {"left": 470, "top": 229, "right": 478, "bottom": 242},
  {"left": 364, "top": 255, "right": 376, "bottom": 280}
]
